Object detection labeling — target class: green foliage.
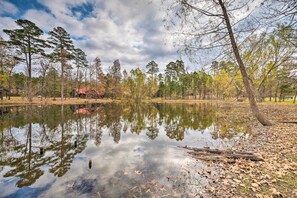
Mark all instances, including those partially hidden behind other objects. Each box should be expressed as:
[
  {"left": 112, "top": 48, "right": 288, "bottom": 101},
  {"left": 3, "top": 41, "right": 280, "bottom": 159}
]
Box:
[
  {"left": 130, "top": 68, "right": 146, "bottom": 100},
  {"left": 106, "top": 59, "right": 122, "bottom": 99},
  {"left": 146, "top": 60, "right": 159, "bottom": 76},
  {"left": 239, "top": 25, "right": 296, "bottom": 101},
  {"left": 1, "top": 18, "right": 295, "bottom": 103},
  {"left": 48, "top": 27, "right": 74, "bottom": 61},
  {"left": 48, "top": 26, "right": 75, "bottom": 100},
  {"left": 74, "top": 48, "right": 88, "bottom": 69},
  {"left": 165, "top": 60, "right": 185, "bottom": 81},
  {"left": 3, "top": 19, "right": 48, "bottom": 101},
  {"left": 0, "top": 73, "right": 8, "bottom": 87},
  {"left": 3, "top": 19, "right": 48, "bottom": 58}
]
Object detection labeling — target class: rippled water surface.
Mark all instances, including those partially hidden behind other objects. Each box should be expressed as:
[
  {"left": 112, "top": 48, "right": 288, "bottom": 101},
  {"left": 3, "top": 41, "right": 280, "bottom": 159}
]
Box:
[{"left": 0, "top": 103, "right": 250, "bottom": 197}]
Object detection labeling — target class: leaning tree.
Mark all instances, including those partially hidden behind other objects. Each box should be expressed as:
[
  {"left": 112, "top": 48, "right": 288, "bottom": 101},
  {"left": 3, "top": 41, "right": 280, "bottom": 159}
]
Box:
[{"left": 164, "top": 0, "right": 273, "bottom": 126}]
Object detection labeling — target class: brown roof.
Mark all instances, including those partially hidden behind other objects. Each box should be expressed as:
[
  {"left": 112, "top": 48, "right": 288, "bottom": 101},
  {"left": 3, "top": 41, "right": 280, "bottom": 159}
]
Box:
[{"left": 74, "top": 86, "right": 93, "bottom": 95}]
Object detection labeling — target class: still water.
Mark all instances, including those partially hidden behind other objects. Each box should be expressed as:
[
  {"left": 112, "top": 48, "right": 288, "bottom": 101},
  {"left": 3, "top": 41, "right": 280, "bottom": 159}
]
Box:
[{"left": 0, "top": 103, "right": 250, "bottom": 197}]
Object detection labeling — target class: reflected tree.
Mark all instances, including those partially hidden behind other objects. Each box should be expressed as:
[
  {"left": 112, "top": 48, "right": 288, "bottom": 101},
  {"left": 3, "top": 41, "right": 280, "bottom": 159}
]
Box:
[
  {"left": 0, "top": 102, "right": 252, "bottom": 188},
  {"left": 110, "top": 121, "right": 122, "bottom": 143},
  {"left": 146, "top": 126, "right": 159, "bottom": 140},
  {"left": 0, "top": 108, "right": 51, "bottom": 187},
  {"left": 49, "top": 106, "right": 88, "bottom": 177}
]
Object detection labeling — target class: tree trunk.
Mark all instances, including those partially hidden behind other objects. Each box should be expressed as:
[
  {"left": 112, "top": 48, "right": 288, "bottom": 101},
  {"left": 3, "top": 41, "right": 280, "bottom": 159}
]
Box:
[
  {"left": 219, "top": 0, "right": 272, "bottom": 126},
  {"left": 28, "top": 42, "right": 33, "bottom": 103},
  {"left": 28, "top": 122, "right": 32, "bottom": 171},
  {"left": 65, "top": 76, "right": 68, "bottom": 100},
  {"left": 279, "top": 89, "right": 282, "bottom": 102},
  {"left": 275, "top": 86, "right": 278, "bottom": 102},
  {"left": 8, "top": 77, "right": 11, "bottom": 100},
  {"left": 60, "top": 49, "right": 67, "bottom": 103},
  {"left": 61, "top": 62, "right": 64, "bottom": 103},
  {"left": 41, "top": 75, "right": 46, "bottom": 99},
  {"left": 258, "top": 85, "right": 266, "bottom": 102},
  {"left": 202, "top": 86, "right": 206, "bottom": 100},
  {"left": 53, "top": 70, "right": 57, "bottom": 99},
  {"left": 76, "top": 66, "right": 80, "bottom": 98},
  {"left": 28, "top": 61, "right": 32, "bottom": 102}
]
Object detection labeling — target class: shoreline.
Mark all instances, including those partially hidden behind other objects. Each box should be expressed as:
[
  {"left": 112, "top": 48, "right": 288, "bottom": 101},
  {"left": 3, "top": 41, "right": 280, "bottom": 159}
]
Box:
[
  {"left": 186, "top": 104, "right": 297, "bottom": 197},
  {"left": 0, "top": 97, "right": 114, "bottom": 107},
  {"left": 0, "top": 97, "right": 296, "bottom": 107}
]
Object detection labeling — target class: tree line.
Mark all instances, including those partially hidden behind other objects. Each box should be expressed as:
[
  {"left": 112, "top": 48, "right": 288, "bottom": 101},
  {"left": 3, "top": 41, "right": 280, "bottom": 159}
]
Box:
[
  {"left": 162, "top": 0, "right": 297, "bottom": 126},
  {"left": 0, "top": 19, "right": 88, "bottom": 102},
  {"left": 1, "top": 20, "right": 296, "bottom": 104}
]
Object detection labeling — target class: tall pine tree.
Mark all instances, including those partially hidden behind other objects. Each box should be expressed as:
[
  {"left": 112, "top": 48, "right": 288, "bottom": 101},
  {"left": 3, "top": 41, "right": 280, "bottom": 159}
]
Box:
[
  {"left": 108, "top": 59, "right": 122, "bottom": 98},
  {"left": 74, "top": 48, "right": 88, "bottom": 91},
  {"left": 146, "top": 60, "right": 159, "bottom": 78},
  {"left": 48, "top": 27, "right": 74, "bottom": 102},
  {"left": 3, "top": 19, "right": 48, "bottom": 102}
]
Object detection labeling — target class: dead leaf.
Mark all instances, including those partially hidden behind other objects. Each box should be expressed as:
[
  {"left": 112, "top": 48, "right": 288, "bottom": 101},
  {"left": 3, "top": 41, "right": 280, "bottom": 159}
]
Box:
[{"left": 251, "top": 183, "right": 259, "bottom": 188}]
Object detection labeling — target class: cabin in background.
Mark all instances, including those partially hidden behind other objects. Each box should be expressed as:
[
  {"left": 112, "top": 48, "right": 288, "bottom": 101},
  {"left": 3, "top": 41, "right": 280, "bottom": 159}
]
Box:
[{"left": 71, "top": 86, "right": 102, "bottom": 99}]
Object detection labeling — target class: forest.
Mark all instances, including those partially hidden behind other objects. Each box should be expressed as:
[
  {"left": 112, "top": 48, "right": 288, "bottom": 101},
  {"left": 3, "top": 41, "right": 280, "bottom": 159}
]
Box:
[
  {"left": 0, "top": 21, "right": 296, "bottom": 103},
  {"left": 0, "top": 0, "right": 297, "bottom": 197}
]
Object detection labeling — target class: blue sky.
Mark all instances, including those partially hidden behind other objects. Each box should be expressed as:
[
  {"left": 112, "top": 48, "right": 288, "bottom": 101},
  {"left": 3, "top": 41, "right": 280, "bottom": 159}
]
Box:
[
  {"left": 0, "top": 0, "right": 272, "bottom": 74},
  {"left": 0, "top": 0, "right": 183, "bottom": 73}
]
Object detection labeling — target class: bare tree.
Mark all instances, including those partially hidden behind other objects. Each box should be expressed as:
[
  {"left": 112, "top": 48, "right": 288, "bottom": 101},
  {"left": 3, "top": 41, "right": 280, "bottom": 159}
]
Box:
[
  {"left": 264, "top": 0, "right": 296, "bottom": 24},
  {"left": 39, "top": 58, "right": 51, "bottom": 99},
  {"left": 92, "top": 57, "right": 104, "bottom": 86},
  {"left": 262, "top": 0, "right": 297, "bottom": 45},
  {"left": 164, "top": 0, "right": 272, "bottom": 126}
]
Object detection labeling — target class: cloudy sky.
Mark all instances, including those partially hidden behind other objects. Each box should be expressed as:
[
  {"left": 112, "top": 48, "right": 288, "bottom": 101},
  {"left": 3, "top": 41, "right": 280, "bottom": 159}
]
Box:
[
  {"left": 0, "top": 0, "right": 275, "bottom": 74},
  {"left": 0, "top": 0, "right": 185, "bottom": 73}
]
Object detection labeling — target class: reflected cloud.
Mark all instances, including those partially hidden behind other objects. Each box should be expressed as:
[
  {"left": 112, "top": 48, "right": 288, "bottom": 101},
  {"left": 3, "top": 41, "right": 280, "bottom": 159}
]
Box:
[{"left": 0, "top": 103, "right": 249, "bottom": 196}]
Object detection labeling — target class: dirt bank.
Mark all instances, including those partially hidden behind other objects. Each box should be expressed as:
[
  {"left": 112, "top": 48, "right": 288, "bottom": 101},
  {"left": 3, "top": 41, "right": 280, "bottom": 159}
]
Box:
[{"left": 190, "top": 103, "right": 297, "bottom": 197}]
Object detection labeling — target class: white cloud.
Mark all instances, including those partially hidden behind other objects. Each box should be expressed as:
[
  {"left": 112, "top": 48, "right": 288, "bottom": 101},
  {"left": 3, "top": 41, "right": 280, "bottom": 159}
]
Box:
[
  {"left": 23, "top": 9, "right": 62, "bottom": 31},
  {"left": 0, "top": 17, "right": 18, "bottom": 39},
  {"left": 0, "top": 1, "right": 19, "bottom": 15},
  {"left": 1, "top": 0, "right": 277, "bottom": 74},
  {"left": 0, "top": 0, "right": 183, "bottom": 73}
]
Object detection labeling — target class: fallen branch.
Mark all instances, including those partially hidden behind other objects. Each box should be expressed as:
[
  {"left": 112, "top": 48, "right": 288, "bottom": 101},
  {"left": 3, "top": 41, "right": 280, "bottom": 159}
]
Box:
[{"left": 178, "top": 146, "right": 263, "bottom": 162}]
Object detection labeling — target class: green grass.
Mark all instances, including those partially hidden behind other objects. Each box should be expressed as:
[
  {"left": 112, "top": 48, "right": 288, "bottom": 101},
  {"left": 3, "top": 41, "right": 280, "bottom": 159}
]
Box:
[
  {"left": 264, "top": 97, "right": 296, "bottom": 104},
  {"left": 240, "top": 177, "right": 252, "bottom": 194}
]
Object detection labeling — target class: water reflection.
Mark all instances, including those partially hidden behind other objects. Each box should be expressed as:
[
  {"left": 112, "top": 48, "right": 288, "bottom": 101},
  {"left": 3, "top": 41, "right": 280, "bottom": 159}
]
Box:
[{"left": 0, "top": 103, "right": 250, "bottom": 197}]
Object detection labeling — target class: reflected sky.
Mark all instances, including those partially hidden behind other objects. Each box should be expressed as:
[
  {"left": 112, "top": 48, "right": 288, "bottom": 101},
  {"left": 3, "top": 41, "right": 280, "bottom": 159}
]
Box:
[{"left": 0, "top": 103, "right": 250, "bottom": 197}]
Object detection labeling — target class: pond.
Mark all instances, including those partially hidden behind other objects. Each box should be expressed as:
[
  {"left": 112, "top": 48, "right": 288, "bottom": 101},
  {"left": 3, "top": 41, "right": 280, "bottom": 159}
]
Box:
[{"left": 0, "top": 102, "right": 250, "bottom": 197}]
